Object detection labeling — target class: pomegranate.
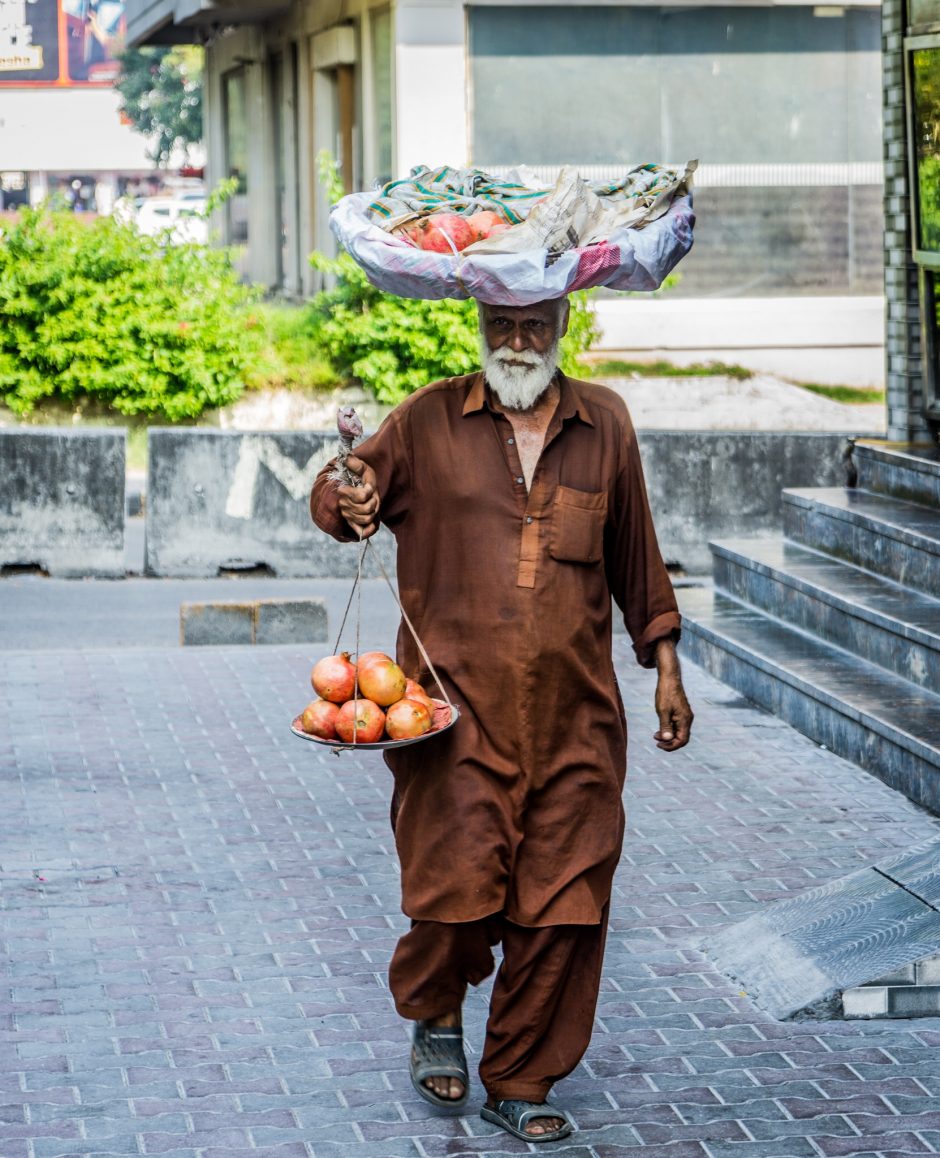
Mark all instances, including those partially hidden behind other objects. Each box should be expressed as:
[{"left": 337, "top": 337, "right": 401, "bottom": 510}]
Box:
[
  {"left": 301, "top": 699, "right": 340, "bottom": 740},
  {"left": 385, "top": 699, "right": 432, "bottom": 741},
  {"left": 311, "top": 652, "right": 356, "bottom": 704},
  {"left": 418, "top": 213, "right": 475, "bottom": 253},
  {"left": 467, "top": 210, "right": 504, "bottom": 241},
  {"left": 357, "top": 650, "right": 392, "bottom": 667},
  {"left": 357, "top": 654, "right": 407, "bottom": 707},
  {"left": 404, "top": 679, "right": 434, "bottom": 714},
  {"left": 335, "top": 698, "right": 386, "bottom": 744}
]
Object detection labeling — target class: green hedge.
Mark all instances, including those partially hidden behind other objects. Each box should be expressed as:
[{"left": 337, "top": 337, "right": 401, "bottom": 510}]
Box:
[{"left": 0, "top": 206, "right": 262, "bottom": 421}]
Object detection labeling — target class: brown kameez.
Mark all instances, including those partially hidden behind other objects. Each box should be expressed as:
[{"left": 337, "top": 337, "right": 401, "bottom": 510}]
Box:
[{"left": 310, "top": 371, "right": 680, "bottom": 930}]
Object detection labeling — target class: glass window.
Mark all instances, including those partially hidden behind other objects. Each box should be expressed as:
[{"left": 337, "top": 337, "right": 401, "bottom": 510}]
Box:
[
  {"left": 469, "top": 6, "right": 881, "bottom": 166},
  {"left": 468, "top": 5, "right": 884, "bottom": 296},
  {"left": 911, "top": 47, "right": 940, "bottom": 253}
]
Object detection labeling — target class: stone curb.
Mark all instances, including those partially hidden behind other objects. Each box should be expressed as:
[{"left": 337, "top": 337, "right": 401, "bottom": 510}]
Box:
[{"left": 179, "top": 597, "right": 327, "bottom": 645}]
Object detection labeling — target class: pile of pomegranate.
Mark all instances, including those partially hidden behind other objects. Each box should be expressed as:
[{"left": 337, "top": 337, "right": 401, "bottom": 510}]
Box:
[
  {"left": 393, "top": 210, "right": 512, "bottom": 253},
  {"left": 300, "top": 651, "right": 437, "bottom": 743}
]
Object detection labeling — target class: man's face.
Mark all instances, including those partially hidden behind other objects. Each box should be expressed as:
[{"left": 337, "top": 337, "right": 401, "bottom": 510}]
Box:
[
  {"left": 480, "top": 302, "right": 567, "bottom": 359},
  {"left": 479, "top": 300, "right": 570, "bottom": 411}
]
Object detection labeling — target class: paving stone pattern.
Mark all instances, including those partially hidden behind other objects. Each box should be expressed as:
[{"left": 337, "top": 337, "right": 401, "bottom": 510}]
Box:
[{"left": 2, "top": 640, "right": 940, "bottom": 1158}]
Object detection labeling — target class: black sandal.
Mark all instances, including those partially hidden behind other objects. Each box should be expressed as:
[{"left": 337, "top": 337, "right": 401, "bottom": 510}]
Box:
[
  {"left": 481, "top": 1099, "right": 573, "bottom": 1143},
  {"left": 409, "top": 1020, "right": 470, "bottom": 1110}
]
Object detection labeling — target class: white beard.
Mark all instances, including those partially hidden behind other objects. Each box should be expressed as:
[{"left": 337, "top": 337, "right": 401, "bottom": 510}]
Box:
[{"left": 481, "top": 338, "right": 559, "bottom": 411}]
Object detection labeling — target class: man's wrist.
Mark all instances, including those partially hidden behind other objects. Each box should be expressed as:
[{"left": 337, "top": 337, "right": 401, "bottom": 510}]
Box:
[{"left": 654, "top": 637, "right": 680, "bottom": 678}]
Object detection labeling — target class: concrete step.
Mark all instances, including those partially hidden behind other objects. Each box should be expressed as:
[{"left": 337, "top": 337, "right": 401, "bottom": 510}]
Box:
[
  {"left": 711, "top": 537, "right": 940, "bottom": 691},
  {"left": 783, "top": 486, "right": 940, "bottom": 596},
  {"left": 677, "top": 586, "right": 940, "bottom": 815},
  {"left": 855, "top": 440, "right": 940, "bottom": 509}
]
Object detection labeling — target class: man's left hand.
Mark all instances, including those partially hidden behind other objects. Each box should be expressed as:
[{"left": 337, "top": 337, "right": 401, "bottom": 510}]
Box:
[{"left": 653, "top": 639, "right": 693, "bottom": 752}]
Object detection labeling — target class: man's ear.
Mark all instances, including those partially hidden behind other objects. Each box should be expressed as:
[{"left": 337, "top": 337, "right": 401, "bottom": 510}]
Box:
[{"left": 558, "top": 298, "right": 571, "bottom": 339}]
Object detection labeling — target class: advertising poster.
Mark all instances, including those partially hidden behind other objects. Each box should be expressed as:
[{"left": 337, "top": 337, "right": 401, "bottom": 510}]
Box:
[{"left": 0, "top": 0, "right": 124, "bottom": 84}]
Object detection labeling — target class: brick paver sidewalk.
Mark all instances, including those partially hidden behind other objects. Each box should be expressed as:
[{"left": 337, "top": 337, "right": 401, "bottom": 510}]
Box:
[{"left": 2, "top": 639, "right": 940, "bottom": 1158}]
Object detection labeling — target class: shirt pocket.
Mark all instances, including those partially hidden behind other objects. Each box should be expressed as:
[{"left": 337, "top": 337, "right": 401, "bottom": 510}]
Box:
[{"left": 549, "top": 486, "right": 608, "bottom": 564}]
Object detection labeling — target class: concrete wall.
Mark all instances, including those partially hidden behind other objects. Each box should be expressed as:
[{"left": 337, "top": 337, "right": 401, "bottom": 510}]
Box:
[
  {"left": 145, "top": 427, "right": 851, "bottom": 580},
  {"left": 0, "top": 429, "right": 125, "bottom": 577},
  {"left": 636, "top": 431, "right": 852, "bottom": 574},
  {"left": 146, "top": 429, "right": 396, "bottom": 578}
]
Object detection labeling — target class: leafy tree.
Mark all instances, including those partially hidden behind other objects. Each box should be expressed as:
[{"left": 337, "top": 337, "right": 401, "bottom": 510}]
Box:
[{"left": 115, "top": 46, "right": 203, "bottom": 167}]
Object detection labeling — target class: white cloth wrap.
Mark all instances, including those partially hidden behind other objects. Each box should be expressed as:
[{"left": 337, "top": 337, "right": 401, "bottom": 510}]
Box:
[{"left": 329, "top": 192, "right": 695, "bottom": 305}]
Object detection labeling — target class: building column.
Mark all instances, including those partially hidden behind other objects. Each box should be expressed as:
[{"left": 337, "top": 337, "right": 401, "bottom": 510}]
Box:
[
  {"left": 29, "top": 171, "right": 49, "bottom": 206},
  {"left": 204, "top": 42, "right": 227, "bottom": 243},
  {"left": 296, "top": 31, "right": 317, "bottom": 297},
  {"left": 280, "top": 44, "right": 302, "bottom": 297},
  {"left": 246, "top": 33, "right": 279, "bottom": 288},
  {"left": 882, "top": 0, "right": 934, "bottom": 441},
  {"left": 95, "top": 172, "right": 118, "bottom": 215}
]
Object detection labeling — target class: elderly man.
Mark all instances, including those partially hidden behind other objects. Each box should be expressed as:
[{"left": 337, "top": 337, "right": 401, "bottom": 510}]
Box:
[{"left": 310, "top": 296, "right": 693, "bottom": 1143}]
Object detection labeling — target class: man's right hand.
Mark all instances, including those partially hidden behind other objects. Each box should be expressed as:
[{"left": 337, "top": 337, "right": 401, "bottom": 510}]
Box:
[{"left": 337, "top": 455, "right": 380, "bottom": 538}]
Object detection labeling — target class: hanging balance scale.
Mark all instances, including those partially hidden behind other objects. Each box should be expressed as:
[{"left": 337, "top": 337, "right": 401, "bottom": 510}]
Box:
[{"left": 291, "top": 407, "right": 460, "bottom": 753}]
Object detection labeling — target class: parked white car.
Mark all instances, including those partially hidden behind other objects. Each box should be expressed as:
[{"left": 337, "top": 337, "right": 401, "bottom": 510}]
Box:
[{"left": 134, "top": 197, "right": 208, "bottom": 245}]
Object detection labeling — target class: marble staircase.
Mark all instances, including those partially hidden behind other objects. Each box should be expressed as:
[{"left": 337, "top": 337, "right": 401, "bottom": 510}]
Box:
[{"left": 678, "top": 441, "right": 940, "bottom": 814}]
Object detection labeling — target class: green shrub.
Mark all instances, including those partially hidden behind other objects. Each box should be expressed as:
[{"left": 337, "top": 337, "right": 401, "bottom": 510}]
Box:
[
  {"left": 307, "top": 249, "right": 600, "bottom": 406},
  {"left": 0, "top": 205, "right": 262, "bottom": 420},
  {"left": 245, "top": 301, "right": 339, "bottom": 393}
]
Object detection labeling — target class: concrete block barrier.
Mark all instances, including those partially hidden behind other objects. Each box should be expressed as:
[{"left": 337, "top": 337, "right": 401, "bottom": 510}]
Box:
[
  {"left": 637, "top": 431, "right": 852, "bottom": 573},
  {"left": 146, "top": 427, "right": 852, "bottom": 580},
  {"left": 0, "top": 428, "right": 125, "bottom": 578},
  {"left": 180, "top": 601, "right": 254, "bottom": 646},
  {"left": 254, "top": 598, "right": 329, "bottom": 644},
  {"left": 147, "top": 429, "right": 395, "bottom": 578},
  {"left": 180, "top": 596, "right": 328, "bottom": 646}
]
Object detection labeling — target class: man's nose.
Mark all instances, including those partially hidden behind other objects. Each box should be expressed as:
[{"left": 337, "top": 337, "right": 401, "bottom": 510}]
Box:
[{"left": 509, "top": 329, "right": 528, "bottom": 351}]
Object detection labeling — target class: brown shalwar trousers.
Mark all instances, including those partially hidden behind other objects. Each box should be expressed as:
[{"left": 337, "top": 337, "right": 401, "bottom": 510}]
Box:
[{"left": 389, "top": 906, "right": 610, "bottom": 1102}]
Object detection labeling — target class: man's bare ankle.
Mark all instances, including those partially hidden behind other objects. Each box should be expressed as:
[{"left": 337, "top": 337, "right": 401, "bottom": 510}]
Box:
[{"left": 424, "top": 1009, "right": 461, "bottom": 1028}]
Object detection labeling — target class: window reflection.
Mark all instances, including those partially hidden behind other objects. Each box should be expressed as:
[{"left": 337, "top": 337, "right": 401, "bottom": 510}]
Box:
[
  {"left": 913, "top": 49, "right": 940, "bottom": 253},
  {"left": 910, "top": 0, "right": 940, "bottom": 30}
]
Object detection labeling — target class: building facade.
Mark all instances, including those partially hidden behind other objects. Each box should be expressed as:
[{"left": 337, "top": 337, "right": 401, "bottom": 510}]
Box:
[{"left": 0, "top": 0, "right": 161, "bottom": 211}]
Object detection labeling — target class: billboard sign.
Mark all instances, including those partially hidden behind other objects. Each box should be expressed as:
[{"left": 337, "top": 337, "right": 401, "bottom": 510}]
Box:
[{"left": 0, "top": 0, "right": 124, "bottom": 85}]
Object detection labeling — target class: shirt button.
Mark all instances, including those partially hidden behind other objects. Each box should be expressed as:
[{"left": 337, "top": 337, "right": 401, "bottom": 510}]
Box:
[
  {"left": 516, "top": 476, "right": 524, "bottom": 485},
  {"left": 526, "top": 516, "right": 533, "bottom": 524},
  {"left": 507, "top": 438, "right": 515, "bottom": 445}
]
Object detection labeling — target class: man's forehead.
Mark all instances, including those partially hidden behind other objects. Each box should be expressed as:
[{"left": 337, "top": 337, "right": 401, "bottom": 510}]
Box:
[{"left": 481, "top": 301, "right": 559, "bottom": 321}]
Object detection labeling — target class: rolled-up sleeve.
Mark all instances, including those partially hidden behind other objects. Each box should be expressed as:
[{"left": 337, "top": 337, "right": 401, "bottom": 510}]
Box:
[
  {"left": 605, "top": 410, "right": 681, "bottom": 668},
  {"left": 310, "top": 407, "right": 413, "bottom": 542}
]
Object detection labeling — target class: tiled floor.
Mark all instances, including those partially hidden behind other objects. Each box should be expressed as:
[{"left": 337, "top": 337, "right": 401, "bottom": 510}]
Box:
[{"left": 2, "top": 637, "right": 939, "bottom": 1157}]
